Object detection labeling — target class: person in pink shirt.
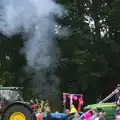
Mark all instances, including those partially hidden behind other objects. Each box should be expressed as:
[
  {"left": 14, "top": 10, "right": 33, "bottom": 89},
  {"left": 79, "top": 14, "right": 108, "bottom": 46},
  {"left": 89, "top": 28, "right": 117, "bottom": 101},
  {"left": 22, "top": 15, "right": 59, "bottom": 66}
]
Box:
[{"left": 84, "top": 112, "right": 92, "bottom": 120}]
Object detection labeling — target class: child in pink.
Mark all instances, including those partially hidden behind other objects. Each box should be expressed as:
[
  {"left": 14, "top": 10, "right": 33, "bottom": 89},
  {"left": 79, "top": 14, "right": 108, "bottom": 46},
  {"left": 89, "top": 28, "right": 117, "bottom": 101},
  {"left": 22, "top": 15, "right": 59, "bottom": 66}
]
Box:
[{"left": 84, "top": 112, "right": 92, "bottom": 120}]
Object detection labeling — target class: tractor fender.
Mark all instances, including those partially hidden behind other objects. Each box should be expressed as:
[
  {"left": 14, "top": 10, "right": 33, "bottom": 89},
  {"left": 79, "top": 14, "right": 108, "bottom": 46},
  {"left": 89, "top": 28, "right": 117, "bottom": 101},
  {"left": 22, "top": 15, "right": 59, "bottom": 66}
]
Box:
[{"left": 1, "top": 101, "right": 35, "bottom": 118}]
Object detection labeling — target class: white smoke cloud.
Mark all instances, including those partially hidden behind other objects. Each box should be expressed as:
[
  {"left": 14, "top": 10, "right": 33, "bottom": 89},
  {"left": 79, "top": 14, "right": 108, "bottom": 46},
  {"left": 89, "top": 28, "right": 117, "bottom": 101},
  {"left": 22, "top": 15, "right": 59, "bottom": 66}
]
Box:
[
  {"left": 0, "top": 0, "right": 64, "bottom": 69},
  {"left": 0, "top": 0, "right": 65, "bottom": 100}
]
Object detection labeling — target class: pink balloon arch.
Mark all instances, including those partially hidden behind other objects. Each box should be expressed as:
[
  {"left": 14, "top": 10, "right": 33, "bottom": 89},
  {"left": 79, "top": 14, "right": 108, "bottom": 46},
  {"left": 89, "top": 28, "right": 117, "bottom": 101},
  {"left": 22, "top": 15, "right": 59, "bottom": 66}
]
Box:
[{"left": 63, "top": 93, "right": 84, "bottom": 112}]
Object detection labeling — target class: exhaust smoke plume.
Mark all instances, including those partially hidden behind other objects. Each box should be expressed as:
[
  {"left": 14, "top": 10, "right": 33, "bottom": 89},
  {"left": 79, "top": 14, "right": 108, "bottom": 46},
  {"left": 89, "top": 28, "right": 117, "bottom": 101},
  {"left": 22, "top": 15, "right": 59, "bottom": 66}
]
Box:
[{"left": 0, "top": 0, "right": 65, "bottom": 103}]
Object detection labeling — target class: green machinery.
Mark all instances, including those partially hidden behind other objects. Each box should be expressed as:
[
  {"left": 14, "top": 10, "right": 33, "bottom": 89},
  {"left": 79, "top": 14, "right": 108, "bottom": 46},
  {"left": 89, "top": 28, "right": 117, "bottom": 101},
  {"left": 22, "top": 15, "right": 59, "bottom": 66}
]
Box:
[
  {"left": 0, "top": 86, "right": 36, "bottom": 120},
  {"left": 83, "top": 84, "right": 120, "bottom": 120}
]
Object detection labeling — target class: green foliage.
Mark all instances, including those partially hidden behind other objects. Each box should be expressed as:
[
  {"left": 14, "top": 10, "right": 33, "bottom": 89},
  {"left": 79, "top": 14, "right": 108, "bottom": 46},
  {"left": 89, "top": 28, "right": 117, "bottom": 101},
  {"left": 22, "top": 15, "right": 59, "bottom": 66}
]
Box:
[
  {"left": 57, "top": 0, "right": 120, "bottom": 104},
  {"left": 0, "top": 0, "right": 120, "bottom": 105},
  {"left": 0, "top": 71, "right": 15, "bottom": 86},
  {"left": 0, "top": 34, "right": 26, "bottom": 86},
  {"left": 57, "top": 0, "right": 101, "bottom": 93}
]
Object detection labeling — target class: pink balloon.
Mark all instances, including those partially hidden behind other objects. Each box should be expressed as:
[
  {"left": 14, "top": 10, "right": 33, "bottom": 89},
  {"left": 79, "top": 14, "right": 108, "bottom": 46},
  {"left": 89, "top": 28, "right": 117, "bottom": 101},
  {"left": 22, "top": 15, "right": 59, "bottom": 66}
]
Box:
[
  {"left": 72, "top": 95, "right": 74, "bottom": 99},
  {"left": 74, "top": 96, "right": 78, "bottom": 101}
]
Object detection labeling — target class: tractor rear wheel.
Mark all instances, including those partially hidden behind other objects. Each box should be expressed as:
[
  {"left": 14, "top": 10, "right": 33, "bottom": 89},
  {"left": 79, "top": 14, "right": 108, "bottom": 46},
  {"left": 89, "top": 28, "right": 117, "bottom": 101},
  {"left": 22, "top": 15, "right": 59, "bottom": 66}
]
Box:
[{"left": 2, "top": 103, "right": 36, "bottom": 120}]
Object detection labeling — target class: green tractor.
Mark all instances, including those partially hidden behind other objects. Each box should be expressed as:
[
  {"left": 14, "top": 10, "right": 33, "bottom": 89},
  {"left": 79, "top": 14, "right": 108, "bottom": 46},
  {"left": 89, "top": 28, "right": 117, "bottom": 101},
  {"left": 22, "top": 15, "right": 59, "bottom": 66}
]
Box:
[
  {"left": 83, "top": 84, "right": 120, "bottom": 120},
  {"left": 84, "top": 102, "right": 116, "bottom": 119},
  {"left": 0, "top": 86, "right": 36, "bottom": 120}
]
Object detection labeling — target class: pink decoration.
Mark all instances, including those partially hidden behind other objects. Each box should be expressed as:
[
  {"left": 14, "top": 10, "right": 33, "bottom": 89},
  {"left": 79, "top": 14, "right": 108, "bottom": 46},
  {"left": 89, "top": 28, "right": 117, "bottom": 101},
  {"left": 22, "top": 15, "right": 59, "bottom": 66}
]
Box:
[
  {"left": 84, "top": 112, "right": 92, "bottom": 120},
  {"left": 73, "top": 96, "right": 78, "bottom": 101},
  {"left": 63, "top": 93, "right": 66, "bottom": 105},
  {"left": 72, "top": 95, "right": 75, "bottom": 99},
  {"left": 65, "top": 109, "right": 70, "bottom": 113},
  {"left": 78, "top": 94, "right": 84, "bottom": 112},
  {"left": 79, "top": 97, "right": 84, "bottom": 105},
  {"left": 32, "top": 104, "right": 37, "bottom": 110},
  {"left": 70, "top": 94, "right": 73, "bottom": 105}
]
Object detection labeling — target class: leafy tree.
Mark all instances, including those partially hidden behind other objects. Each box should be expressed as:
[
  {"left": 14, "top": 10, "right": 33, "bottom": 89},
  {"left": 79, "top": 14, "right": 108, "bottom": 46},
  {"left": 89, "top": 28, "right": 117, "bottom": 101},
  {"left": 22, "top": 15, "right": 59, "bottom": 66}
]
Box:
[
  {"left": 0, "top": 71, "right": 15, "bottom": 86},
  {"left": 0, "top": 34, "right": 26, "bottom": 86},
  {"left": 57, "top": 0, "right": 120, "bottom": 104},
  {"left": 0, "top": 0, "right": 120, "bottom": 106}
]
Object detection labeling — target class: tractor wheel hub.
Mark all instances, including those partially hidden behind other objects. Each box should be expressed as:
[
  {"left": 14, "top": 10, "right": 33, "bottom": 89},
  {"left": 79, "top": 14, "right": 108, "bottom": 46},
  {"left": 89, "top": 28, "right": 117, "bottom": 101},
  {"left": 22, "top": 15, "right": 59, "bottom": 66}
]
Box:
[{"left": 10, "top": 112, "right": 26, "bottom": 120}]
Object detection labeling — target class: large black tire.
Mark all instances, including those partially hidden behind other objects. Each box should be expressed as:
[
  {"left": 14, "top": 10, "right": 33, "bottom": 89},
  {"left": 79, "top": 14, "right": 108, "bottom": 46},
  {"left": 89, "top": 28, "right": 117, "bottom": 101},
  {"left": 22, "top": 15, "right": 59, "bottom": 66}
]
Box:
[{"left": 1, "top": 103, "right": 36, "bottom": 120}]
